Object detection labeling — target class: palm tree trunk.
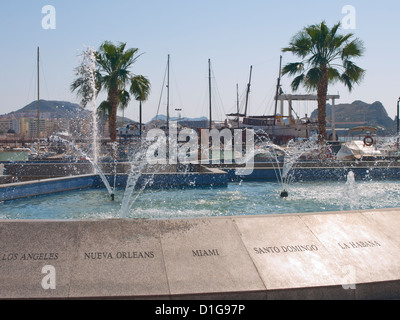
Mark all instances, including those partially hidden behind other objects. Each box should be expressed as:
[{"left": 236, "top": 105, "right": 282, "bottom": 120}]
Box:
[
  {"left": 108, "top": 88, "right": 119, "bottom": 143},
  {"left": 139, "top": 101, "right": 143, "bottom": 140},
  {"left": 317, "top": 67, "right": 329, "bottom": 145}
]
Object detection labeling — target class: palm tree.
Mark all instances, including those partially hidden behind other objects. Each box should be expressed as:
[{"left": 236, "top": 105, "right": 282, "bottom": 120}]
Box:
[
  {"left": 130, "top": 75, "right": 151, "bottom": 138},
  {"left": 282, "top": 21, "right": 365, "bottom": 143},
  {"left": 97, "top": 100, "right": 112, "bottom": 121},
  {"left": 71, "top": 41, "right": 150, "bottom": 143},
  {"left": 117, "top": 89, "right": 132, "bottom": 131}
]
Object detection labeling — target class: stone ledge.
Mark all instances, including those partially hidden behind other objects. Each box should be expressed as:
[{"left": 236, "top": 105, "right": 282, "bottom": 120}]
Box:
[{"left": 0, "top": 208, "right": 399, "bottom": 300}]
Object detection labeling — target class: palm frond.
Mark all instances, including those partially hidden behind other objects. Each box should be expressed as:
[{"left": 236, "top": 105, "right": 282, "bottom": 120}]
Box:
[
  {"left": 340, "top": 73, "right": 353, "bottom": 91},
  {"left": 118, "top": 90, "right": 131, "bottom": 110},
  {"left": 290, "top": 74, "right": 305, "bottom": 91},
  {"left": 282, "top": 31, "right": 312, "bottom": 58},
  {"left": 341, "top": 38, "right": 365, "bottom": 59},
  {"left": 130, "top": 75, "right": 151, "bottom": 101},
  {"left": 303, "top": 67, "right": 321, "bottom": 91},
  {"left": 327, "top": 67, "right": 341, "bottom": 82},
  {"left": 336, "top": 59, "right": 365, "bottom": 92},
  {"left": 282, "top": 62, "right": 304, "bottom": 76},
  {"left": 97, "top": 100, "right": 112, "bottom": 120}
]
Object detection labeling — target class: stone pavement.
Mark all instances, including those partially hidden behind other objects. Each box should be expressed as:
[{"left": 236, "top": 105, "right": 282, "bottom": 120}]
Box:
[{"left": 0, "top": 208, "right": 399, "bottom": 299}]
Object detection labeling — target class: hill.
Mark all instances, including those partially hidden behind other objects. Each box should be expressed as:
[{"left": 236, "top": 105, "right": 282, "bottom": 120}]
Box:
[
  {"left": 5, "top": 100, "right": 90, "bottom": 120},
  {"left": 4, "top": 100, "right": 395, "bottom": 135},
  {"left": 2, "top": 100, "right": 133, "bottom": 123},
  {"left": 311, "top": 100, "right": 396, "bottom": 135}
]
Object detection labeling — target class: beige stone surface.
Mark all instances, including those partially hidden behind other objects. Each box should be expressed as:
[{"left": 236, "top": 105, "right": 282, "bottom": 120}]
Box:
[
  {"left": 234, "top": 215, "right": 345, "bottom": 290},
  {"left": 159, "top": 218, "right": 266, "bottom": 296},
  {"left": 0, "top": 220, "right": 78, "bottom": 299},
  {"left": 68, "top": 219, "right": 169, "bottom": 298},
  {"left": 361, "top": 209, "right": 400, "bottom": 244},
  {"left": 0, "top": 208, "right": 399, "bottom": 299},
  {"left": 300, "top": 212, "right": 400, "bottom": 284}
]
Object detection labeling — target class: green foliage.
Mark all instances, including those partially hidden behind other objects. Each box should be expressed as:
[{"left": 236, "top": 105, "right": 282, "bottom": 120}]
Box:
[
  {"left": 282, "top": 21, "right": 365, "bottom": 142},
  {"left": 282, "top": 21, "right": 365, "bottom": 92},
  {"left": 71, "top": 41, "right": 151, "bottom": 141}
]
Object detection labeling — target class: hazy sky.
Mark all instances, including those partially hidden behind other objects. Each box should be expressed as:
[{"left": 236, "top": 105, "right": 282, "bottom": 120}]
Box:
[{"left": 1, "top": 0, "right": 399, "bottom": 123}]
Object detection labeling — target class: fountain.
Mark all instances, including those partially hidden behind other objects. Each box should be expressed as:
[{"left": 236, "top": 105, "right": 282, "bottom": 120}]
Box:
[
  {"left": 75, "top": 48, "right": 100, "bottom": 164},
  {"left": 2, "top": 128, "right": 400, "bottom": 300},
  {"left": 48, "top": 134, "right": 115, "bottom": 201},
  {"left": 279, "top": 137, "right": 320, "bottom": 197},
  {"left": 119, "top": 141, "right": 154, "bottom": 218},
  {"left": 235, "top": 134, "right": 321, "bottom": 198},
  {"left": 342, "top": 170, "right": 358, "bottom": 210},
  {"left": 4, "top": 129, "right": 400, "bottom": 219},
  {"left": 1, "top": 41, "right": 400, "bottom": 299},
  {"left": 63, "top": 47, "right": 119, "bottom": 200}
]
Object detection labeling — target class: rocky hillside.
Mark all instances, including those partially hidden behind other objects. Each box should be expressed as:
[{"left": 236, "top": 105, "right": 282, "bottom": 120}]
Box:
[
  {"left": 4, "top": 100, "right": 90, "bottom": 119},
  {"left": 311, "top": 100, "right": 396, "bottom": 135},
  {"left": 2, "top": 100, "right": 133, "bottom": 123}
]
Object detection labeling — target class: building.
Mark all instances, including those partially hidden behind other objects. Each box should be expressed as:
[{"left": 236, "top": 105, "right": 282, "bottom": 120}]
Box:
[
  {"left": 0, "top": 113, "right": 109, "bottom": 141},
  {"left": 0, "top": 117, "right": 70, "bottom": 139},
  {"left": 0, "top": 118, "right": 20, "bottom": 134}
]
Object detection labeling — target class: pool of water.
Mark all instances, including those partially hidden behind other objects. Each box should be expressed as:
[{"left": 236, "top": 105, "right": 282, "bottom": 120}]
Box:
[{"left": 2, "top": 179, "right": 400, "bottom": 220}]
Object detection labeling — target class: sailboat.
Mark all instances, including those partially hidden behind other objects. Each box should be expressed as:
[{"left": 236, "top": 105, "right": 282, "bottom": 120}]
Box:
[
  {"left": 226, "top": 57, "right": 339, "bottom": 145},
  {"left": 0, "top": 48, "right": 42, "bottom": 162},
  {"left": 152, "top": 54, "right": 173, "bottom": 132}
]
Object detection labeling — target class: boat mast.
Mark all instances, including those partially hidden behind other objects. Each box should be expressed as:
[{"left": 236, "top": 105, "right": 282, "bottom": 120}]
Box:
[
  {"left": 244, "top": 65, "right": 253, "bottom": 117},
  {"left": 274, "top": 55, "right": 283, "bottom": 125},
  {"left": 37, "top": 47, "right": 40, "bottom": 139},
  {"left": 236, "top": 83, "right": 240, "bottom": 128},
  {"left": 166, "top": 54, "right": 170, "bottom": 130},
  {"left": 208, "top": 59, "right": 212, "bottom": 131}
]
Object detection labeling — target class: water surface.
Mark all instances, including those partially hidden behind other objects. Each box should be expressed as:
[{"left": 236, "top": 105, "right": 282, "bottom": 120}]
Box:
[{"left": 1, "top": 179, "right": 400, "bottom": 220}]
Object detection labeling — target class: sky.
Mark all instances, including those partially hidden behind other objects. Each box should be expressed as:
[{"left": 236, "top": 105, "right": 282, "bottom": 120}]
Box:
[{"left": 0, "top": 0, "right": 399, "bottom": 123}]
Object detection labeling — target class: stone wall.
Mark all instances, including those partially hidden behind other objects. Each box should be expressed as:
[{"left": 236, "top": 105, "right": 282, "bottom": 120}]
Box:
[{"left": 0, "top": 209, "right": 399, "bottom": 299}]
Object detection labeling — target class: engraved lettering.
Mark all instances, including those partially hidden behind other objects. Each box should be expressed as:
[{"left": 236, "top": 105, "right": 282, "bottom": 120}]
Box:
[
  {"left": 19, "top": 252, "right": 58, "bottom": 261},
  {"left": 84, "top": 252, "right": 113, "bottom": 260},
  {"left": 192, "top": 249, "right": 220, "bottom": 257},
  {"left": 254, "top": 246, "right": 280, "bottom": 254},
  {"left": 254, "top": 245, "right": 318, "bottom": 254},
  {"left": 2, "top": 253, "right": 18, "bottom": 261},
  {"left": 339, "top": 240, "right": 381, "bottom": 250},
  {"left": 115, "top": 251, "right": 155, "bottom": 259},
  {"left": 281, "top": 245, "right": 318, "bottom": 253}
]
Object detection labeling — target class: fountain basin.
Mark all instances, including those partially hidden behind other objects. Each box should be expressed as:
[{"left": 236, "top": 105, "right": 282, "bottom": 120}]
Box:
[
  {"left": 4, "top": 160, "right": 400, "bottom": 183},
  {"left": 2, "top": 162, "right": 202, "bottom": 182},
  {"left": 2, "top": 177, "right": 400, "bottom": 221},
  {"left": 0, "top": 168, "right": 228, "bottom": 202},
  {"left": 211, "top": 160, "right": 400, "bottom": 181},
  {"left": 1, "top": 160, "right": 400, "bottom": 300}
]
